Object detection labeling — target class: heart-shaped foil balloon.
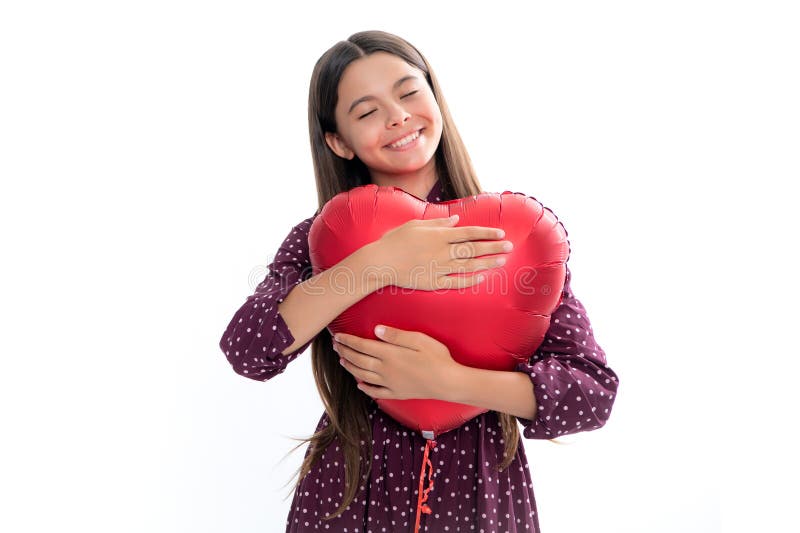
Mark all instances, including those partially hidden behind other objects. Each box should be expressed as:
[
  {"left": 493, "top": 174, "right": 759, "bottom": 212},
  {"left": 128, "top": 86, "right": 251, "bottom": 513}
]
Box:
[{"left": 308, "top": 184, "right": 570, "bottom": 438}]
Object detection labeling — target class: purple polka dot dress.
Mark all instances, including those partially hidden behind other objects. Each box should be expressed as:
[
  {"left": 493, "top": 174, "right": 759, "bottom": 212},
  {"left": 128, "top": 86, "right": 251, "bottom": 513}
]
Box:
[{"left": 219, "top": 180, "right": 620, "bottom": 532}]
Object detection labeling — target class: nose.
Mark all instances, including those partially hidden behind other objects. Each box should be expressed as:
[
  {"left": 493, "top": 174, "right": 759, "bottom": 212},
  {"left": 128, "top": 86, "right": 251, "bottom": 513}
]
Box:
[{"left": 386, "top": 102, "right": 412, "bottom": 128}]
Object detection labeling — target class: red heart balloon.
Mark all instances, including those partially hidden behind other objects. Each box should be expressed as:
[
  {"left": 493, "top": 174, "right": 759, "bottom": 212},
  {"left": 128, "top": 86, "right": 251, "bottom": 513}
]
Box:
[{"left": 308, "top": 184, "right": 570, "bottom": 438}]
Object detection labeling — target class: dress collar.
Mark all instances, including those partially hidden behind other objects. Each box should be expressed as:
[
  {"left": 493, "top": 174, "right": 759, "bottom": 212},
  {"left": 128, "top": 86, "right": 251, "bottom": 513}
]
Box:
[{"left": 425, "top": 179, "right": 444, "bottom": 203}]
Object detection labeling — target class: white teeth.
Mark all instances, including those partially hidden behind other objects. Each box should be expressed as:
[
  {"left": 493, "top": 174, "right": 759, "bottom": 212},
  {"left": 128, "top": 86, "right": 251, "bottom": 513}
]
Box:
[{"left": 387, "top": 130, "right": 420, "bottom": 148}]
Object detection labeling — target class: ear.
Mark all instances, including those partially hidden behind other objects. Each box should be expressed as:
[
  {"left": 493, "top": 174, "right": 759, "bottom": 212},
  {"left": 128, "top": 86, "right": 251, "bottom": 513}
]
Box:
[{"left": 324, "top": 131, "right": 355, "bottom": 160}]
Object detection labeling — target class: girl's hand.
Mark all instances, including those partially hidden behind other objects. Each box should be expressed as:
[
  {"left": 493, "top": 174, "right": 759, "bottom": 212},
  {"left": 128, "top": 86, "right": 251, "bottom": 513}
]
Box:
[
  {"left": 372, "top": 215, "right": 513, "bottom": 291},
  {"left": 332, "top": 325, "right": 461, "bottom": 401}
]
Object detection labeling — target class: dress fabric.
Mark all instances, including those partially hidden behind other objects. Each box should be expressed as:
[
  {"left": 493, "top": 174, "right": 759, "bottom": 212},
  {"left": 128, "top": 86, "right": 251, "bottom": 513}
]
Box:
[{"left": 219, "top": 180, "right": 620, "bottom": 532}]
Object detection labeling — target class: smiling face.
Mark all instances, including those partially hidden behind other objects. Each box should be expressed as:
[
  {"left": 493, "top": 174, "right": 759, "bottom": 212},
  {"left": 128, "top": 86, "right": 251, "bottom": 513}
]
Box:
[{"left": 325, "top": 51, "right": 444, "bottom": 193}]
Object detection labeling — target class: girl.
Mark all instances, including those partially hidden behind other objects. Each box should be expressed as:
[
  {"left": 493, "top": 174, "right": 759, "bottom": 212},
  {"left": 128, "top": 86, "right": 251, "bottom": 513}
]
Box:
[{"left": 219, "top": 30, "right": 619, "bottom": 533}]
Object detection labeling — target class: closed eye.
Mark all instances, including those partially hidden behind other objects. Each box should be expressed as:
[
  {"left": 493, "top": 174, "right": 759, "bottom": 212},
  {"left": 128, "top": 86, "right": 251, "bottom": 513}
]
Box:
[{"left": 358, "top": 91, "right": 419, "bottom": 120}]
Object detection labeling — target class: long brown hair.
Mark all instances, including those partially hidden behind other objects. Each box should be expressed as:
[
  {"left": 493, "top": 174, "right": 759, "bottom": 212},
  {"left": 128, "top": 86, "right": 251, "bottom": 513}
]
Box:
[{"left": 283, "top": 30, "right": 553, "bottom": 521}]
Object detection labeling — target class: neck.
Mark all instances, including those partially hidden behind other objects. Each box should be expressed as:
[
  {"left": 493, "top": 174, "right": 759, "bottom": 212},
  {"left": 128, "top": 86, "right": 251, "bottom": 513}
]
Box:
[{"left": 369, "top": 158, "right": 438, "bottom": 201}]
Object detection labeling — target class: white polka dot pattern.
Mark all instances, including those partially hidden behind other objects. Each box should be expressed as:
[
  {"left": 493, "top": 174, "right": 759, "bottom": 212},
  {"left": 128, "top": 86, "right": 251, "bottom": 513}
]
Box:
[
  {"left": 219, "top": 215, "right": 317, "bottom": 380},
  {"left": 513, "top": 266, "right": 619, "bottom": 439}
]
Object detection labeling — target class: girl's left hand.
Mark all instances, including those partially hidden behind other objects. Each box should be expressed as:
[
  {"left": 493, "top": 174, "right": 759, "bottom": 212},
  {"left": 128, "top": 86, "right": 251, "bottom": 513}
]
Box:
[{"left": 333, "top": 325, "right": 461, "bottom": 401}]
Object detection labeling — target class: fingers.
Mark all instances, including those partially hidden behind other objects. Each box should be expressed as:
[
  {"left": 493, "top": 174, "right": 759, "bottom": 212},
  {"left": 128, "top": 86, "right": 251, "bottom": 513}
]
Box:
[
  {"left": 436, "top": 271, "right": 487, "bottom": 290},
  {"left": 374, "top": 324, "right": 418, "bottom": 350},
  {"left": 455, "top": 254, "right": 508, "bottom": 272},
  {"left": 447, "top": 225, "right": 505, "bottom": 243},
  {"left": 435, "top": 247, "right": 510, "bottom": 288},
  {"left": 334, "top": 333, "right": 384, "bottom": 357},
  {"left": 334, "top": 340, "right": 382, "bottom": 381},
  {"left": 450, "top": 239, "right": 513, "bottom": 260},
  {"left": 420, "top": 215, "right": 503, "bottom": 243},
  {"left": 355, "top": 381, "right": 390, "bottom": 399}
]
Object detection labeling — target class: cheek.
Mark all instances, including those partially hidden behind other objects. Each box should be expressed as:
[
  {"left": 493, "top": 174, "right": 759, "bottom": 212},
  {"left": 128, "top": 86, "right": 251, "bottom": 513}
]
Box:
[
  {"left": 359, "top": 128, "right": 387, "bottom": 151},
  {"left": 342, "top": 122, "right": 378, "bottom": 151},
  {"left": 431, "top": 99, "right": 443, "bottom": 123},
  {"left": 418, "top": 98, "right": 443, "bottom": 131},
  {"left": 419, "top": 97, "right": 443, "bottom": 127},
  {"left": 339, "top": 128, "right": 367, "bottom": 154}
]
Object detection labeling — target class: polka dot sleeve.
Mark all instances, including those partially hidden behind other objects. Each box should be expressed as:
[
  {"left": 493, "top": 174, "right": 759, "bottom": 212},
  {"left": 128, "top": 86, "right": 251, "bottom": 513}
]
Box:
[
  {"left": 513, "top": 266, "right": 620, "bottom": 439},
  {"left": 218, "top": 215, "right": 317, "bottom": 381}
]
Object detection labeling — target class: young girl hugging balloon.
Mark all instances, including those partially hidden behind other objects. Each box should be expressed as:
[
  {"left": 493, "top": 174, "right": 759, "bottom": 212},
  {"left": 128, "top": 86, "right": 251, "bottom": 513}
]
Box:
[{"left": 219, "top": 29, "right": 620, "bottom": 533}]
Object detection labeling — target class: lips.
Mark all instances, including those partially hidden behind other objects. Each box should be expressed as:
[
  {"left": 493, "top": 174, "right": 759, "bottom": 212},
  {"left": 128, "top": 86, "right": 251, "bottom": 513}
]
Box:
[{"left": 385, "top": 128, "right": 423, "bottom": 148}]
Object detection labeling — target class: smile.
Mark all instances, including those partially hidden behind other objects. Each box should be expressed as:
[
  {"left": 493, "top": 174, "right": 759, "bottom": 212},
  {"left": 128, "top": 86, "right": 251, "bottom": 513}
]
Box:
[{"left": 386, "top": 129, "right": 423, "bottom": 149}]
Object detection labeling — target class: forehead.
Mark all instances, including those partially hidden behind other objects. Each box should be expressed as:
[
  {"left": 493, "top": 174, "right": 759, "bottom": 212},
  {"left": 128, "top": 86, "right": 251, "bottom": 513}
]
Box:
[{"left": 337, "top": 52, "right": 421, "bottom": 100}]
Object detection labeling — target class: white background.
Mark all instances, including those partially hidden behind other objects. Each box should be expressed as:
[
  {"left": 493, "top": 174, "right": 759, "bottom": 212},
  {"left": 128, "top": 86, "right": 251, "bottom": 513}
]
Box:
[{"left": 1, "top": 1, "right": 797, "bottom": 532}]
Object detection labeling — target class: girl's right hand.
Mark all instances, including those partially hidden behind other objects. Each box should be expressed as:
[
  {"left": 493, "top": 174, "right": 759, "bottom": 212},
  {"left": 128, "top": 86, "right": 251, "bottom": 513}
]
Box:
[{"left": 372, "top": 214, "right": 513, "bottom": 291}]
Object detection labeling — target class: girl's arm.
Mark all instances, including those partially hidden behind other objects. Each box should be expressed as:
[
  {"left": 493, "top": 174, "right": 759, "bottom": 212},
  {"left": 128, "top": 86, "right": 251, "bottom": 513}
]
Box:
[
  {"left": 277, "top": 240, "right": 383, "bottom": 355},
  {"left": 445, "top": 366, "right": 539, "bottom": 420},
  {"left": 219, "top": 215, "right": 383, "bottom": 381},
  {"left": 510, "top": 266, "right": 620, "bottom": 438},
  {"left": 444, "top": 266, "right": 620, "bottom": 436},
  {"left": 218, "top": 216, "right": 316, "bottom": 380}
]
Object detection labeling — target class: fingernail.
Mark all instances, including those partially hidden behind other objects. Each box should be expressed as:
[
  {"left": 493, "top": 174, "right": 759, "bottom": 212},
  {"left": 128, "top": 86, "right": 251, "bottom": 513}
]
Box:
[
  {"left": 375, "top": 325, "right": 386, "bottom": 337},
  {"left": 497, "top": 229, "right": 505, "bottom": 238},
  {"left": 503, "top": 241, "right": 513, "bottom": 252}
]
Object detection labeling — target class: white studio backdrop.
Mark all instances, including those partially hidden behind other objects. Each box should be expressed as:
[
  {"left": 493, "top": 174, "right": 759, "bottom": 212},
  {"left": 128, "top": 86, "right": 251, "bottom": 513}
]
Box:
[{"left": 2, "top": 1, "right": 797, "bottom": 532}]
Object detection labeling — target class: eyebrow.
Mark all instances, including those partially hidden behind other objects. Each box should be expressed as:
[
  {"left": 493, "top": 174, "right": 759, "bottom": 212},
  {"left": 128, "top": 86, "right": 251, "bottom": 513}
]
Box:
[{"left": 347, "top": 75, "right": 419, "bottom": 114}]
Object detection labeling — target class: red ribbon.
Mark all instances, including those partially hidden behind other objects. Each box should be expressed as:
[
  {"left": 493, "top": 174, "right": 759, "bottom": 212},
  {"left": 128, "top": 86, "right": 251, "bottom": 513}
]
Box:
[{"left": 414, "top": 438, "right": 438, "bottom": 533}]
